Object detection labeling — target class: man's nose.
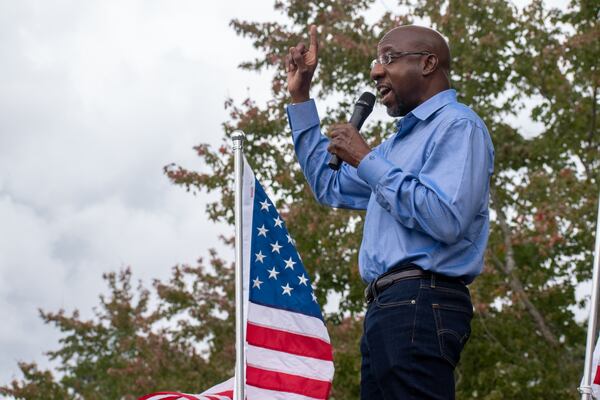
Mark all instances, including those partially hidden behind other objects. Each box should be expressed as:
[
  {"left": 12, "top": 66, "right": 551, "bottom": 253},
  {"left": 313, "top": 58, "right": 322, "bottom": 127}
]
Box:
[{"left": 370, "top": 62, "right": 385, "bottom": 82}]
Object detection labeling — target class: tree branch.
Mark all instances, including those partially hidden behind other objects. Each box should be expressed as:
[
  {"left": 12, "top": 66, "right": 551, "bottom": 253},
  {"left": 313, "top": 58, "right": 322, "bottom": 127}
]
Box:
[{"left": 491, "top": 189, "right": 560, "bottom": 347}]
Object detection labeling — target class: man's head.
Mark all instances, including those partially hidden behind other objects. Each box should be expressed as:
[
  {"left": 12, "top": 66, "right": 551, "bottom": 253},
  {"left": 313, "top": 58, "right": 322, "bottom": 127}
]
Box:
[{"left": 370, "top": 25, "right": 451, "bottom": 117}]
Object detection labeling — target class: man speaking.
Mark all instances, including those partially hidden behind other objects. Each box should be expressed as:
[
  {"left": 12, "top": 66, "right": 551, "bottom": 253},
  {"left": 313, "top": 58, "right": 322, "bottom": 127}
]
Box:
[{"left": 285, "top": 25, "right": 494, "bottom": 399}]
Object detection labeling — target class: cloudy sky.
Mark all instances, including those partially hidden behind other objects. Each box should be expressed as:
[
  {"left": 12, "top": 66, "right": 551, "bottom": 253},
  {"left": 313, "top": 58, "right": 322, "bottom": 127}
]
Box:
[
  {"left": 0, "top": 0, "right": 576, "bottom": 393},
  {"left": 0, "top": 0, "right": 287, "bottom": 388}
]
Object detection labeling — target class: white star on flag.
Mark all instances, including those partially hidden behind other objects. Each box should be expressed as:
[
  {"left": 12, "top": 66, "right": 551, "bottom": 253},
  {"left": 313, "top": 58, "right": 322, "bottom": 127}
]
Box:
[
  {"left": 298, "top": 274, "right": 308, "bottom": 286},
  {"left": 267, "top": 267, "right": 280, "bottom": 280},
  {"left": 273, "top": 216, "right": 284, "bottom": 228},
  {"left": 281, "top": 283, "right": 294, "bottom": 296},
  {"left": 252, "top": 276, "right": 263, "bottom": 289},
  {"left": 270, "top": 241, "right": 282, "bottom": 254},
  {"left": 259, "top": 199, "right": 271, "bottom": 211},
  {"left": 257, "top": 224, "right": 268, "bottom": 237},
  {"left": 254, "top": 251, "right": 266, "bottom": 263},
  {"left": 284, "top": 257, "right": 296, "bottom": 270}
]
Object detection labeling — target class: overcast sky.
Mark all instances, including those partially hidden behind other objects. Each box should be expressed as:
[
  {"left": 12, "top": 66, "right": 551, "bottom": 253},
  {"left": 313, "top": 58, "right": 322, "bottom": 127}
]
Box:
[
  {"left": 0, "top": 0, "right": 285, "bottom": 389},
  {"left": 0, "top": 0, "right": 576, "bottom": 394}
]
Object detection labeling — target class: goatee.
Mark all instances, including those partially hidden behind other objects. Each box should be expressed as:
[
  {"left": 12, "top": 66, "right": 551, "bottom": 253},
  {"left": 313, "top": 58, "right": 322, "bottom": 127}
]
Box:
[{"left": 387, "top": 93, "right": 410, "bottom": 117}]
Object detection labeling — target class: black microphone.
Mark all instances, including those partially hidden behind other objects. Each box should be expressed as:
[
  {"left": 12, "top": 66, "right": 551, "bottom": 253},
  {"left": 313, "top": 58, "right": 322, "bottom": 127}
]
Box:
[{"left": 328, "top": 91, "right": 376, "bottom": 170}]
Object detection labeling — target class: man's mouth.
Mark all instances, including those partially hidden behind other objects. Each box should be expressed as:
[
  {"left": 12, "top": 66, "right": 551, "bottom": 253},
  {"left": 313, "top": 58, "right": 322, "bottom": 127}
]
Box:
[{"left": 377, "top": 85, "right": 394, "bottom": 105}]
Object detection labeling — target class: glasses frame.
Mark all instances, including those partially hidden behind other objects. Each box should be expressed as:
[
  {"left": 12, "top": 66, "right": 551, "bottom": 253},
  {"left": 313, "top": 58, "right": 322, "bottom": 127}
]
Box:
[{"left": 371, "top": 51, "right": 433, "bottom": 69}]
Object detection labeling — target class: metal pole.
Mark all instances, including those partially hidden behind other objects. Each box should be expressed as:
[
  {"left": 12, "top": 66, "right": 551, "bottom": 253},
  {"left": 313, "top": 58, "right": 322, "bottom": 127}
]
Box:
[
  {"left": 580, "top": 191, "right": 600, "bottom": 399},
  {"left": 232, "top": 131, "right": 246, "bottom": 400}
]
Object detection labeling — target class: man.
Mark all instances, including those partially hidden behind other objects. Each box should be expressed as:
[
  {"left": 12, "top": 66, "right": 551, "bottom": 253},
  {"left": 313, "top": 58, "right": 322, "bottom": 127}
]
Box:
[{"left": 285, "top": 25, "right": 494, "bottom": 399}]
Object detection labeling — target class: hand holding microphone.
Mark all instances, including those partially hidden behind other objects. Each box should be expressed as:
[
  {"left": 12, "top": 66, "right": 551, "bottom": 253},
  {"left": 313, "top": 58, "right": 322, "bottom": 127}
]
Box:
[{"left": 327, "top": 92, "right": 376, "bottom": 170}]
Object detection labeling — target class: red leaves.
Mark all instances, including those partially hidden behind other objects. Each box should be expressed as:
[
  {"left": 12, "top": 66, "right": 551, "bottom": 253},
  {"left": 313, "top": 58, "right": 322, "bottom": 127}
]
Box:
[{"left": 194, "top": 144, "right": 208, "bottom": 156}]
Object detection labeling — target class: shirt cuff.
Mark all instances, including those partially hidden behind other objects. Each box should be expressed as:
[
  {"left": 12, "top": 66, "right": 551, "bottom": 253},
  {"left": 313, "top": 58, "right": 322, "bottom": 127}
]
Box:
[
  {"left": 357, "top": 150, "right": 394, "bottom": 188},
  {"left": 286, "top": 99, "right": 320, "bottom": 132}
]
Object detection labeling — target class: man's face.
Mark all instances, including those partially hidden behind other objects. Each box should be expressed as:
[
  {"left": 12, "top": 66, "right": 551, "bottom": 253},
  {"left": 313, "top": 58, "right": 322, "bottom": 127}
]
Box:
[{"left": 370, "top": 32, "right": 423, "bottom": 117}]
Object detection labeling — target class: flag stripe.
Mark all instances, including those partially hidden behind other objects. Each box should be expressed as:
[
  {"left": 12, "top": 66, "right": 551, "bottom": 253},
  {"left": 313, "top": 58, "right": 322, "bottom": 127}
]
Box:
[
  {"left": 248, "top": 302, "right": 330, "bottom": 343},
  {"left": 212, "top": 391, "right": 233, "bottom": 398},
  {"left": 199, "top": 378, "right": 234, "bottom": 396},
  {"left": 247, "top": 323, "right": 333, "bottom": 361},
  {"left": 247, "top": 345, "right": 334, "bottom": 381},
  {"left": 246, "top": 366, "right": 331, "bottom": 399},
  {"left": 245, "top": 385, "right": 324, "bottom": 400}
]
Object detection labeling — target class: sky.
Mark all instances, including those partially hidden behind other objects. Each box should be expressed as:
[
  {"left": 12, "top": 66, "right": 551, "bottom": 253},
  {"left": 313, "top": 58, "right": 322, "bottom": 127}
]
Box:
[
  {"left": 0, "top": 0, "right": 579, "bottom": 394},
  {"left": 0, "top": 0, "right": 282, "bottom": 389}
]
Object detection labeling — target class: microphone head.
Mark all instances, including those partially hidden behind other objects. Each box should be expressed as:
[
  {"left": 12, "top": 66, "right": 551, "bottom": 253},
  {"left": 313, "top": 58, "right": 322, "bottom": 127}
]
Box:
[{"left": 356, "top": 91, "right": 376, "bottom": 110}]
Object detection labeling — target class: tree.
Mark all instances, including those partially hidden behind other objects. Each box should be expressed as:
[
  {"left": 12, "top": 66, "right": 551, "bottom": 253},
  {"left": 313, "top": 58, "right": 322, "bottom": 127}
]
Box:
[
  {"left": 1, "top": 260, "right": 236, "bottom": 399},
  {"left": 3, "top": 0, "right": 598, "bottom": 398}
]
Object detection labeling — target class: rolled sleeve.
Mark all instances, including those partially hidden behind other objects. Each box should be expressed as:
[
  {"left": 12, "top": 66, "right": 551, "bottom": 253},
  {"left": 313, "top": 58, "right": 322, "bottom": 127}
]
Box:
[{"left": 357, "top": 150, "right": 395, "bottom": 189}]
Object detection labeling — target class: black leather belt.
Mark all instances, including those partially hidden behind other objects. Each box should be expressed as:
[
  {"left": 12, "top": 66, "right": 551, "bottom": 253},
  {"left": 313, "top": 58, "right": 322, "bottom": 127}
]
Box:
[{"left": 364, "top": 264, "right": 465, "bottom": 304}]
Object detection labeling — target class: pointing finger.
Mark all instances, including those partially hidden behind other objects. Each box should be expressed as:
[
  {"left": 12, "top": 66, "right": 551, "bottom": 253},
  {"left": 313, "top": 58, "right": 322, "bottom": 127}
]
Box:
[{"left": 309, "top": 25, "right": 319, "bottom": 56}]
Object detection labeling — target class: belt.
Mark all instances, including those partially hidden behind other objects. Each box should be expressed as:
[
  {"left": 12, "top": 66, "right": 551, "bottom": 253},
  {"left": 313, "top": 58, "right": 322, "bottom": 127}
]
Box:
[{"left": 364, "top": 264, "right": 465, "bottom": 304}]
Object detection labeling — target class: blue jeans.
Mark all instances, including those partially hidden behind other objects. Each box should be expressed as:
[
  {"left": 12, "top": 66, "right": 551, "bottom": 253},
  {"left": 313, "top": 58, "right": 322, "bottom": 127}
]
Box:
[{"left": 360, "top": 274, "right": 473, "bottom": 399}]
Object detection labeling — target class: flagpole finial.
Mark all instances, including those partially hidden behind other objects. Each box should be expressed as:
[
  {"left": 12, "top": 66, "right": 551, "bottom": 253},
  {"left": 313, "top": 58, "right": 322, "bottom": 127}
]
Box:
[
  {"left": 232, "top": 130, "right": 245, "bottom": 140},
  {"left": 232, "top": 130, "right": 245, "bottom": 151}
]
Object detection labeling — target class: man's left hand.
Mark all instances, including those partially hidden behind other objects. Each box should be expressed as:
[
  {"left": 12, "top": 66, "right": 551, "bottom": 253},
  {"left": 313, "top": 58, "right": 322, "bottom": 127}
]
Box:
[{"left": 327, "top": 123, "right": 372, "bottom": 168}]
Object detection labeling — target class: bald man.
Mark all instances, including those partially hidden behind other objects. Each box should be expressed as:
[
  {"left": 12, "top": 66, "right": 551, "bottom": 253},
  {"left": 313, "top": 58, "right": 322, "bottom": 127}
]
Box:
[{"left": 286, "top": 25, "right": 494, "bottom": 399}]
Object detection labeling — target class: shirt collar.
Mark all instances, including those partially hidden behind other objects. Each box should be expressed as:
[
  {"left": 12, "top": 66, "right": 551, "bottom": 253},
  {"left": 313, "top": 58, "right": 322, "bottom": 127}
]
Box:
[{"left": 411, "top": 89, "right": 457, "bottom": 121}]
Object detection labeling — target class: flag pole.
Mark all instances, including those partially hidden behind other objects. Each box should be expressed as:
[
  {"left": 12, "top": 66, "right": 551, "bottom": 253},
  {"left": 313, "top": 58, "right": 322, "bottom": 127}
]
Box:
[
  {"left": 580, "top": 191, "right": 600, "bottom": 399},
  {"left": 232, "top": 130, "right": 246, "bottom": 400}
]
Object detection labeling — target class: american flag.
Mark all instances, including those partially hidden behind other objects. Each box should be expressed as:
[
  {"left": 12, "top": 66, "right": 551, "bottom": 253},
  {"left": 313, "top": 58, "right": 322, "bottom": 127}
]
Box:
[{"left": 140, "top": 159, "right": 334, "bottom": 400}]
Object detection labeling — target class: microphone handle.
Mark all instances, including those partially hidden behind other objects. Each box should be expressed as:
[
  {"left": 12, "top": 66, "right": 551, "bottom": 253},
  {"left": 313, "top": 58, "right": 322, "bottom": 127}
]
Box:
[
  {"left": 327, "top": 108, "right": 368, "bottom": 170},
  {"left": 327, "top": 154, "right": 343, "bottom": 171}
]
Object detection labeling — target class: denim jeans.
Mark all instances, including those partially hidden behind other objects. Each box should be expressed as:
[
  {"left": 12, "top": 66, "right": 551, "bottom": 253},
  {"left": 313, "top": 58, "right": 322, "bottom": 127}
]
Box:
[{"left": 360, "top": 275, "right": 473, "bottom": 399}]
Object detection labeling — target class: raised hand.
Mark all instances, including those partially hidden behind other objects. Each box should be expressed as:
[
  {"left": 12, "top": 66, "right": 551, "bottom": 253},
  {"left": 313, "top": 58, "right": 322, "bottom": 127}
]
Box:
[{"left": 286, "top": 25, "right": 319, "bottom": 103}]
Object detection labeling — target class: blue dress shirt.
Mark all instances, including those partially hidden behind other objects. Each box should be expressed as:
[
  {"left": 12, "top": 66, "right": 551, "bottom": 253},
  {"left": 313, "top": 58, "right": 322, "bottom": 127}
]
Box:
[{"left": 286, "top": 89, "right": 494, "bottom": 284}]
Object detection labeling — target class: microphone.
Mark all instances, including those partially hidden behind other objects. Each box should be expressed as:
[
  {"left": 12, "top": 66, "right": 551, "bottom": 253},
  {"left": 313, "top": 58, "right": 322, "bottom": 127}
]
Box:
[{"left": 328, "top": 91, "right": 376, "bottom": 170}]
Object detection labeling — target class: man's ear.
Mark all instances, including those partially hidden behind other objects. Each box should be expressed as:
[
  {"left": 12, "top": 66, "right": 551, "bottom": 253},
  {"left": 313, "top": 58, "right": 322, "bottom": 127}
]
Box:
[{"left": 422, "top": 54, "right": 438, "bottom": 76}]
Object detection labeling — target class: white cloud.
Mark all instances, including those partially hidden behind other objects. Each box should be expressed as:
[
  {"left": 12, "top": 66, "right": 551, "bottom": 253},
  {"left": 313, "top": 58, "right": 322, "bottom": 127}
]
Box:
[{"left": 0, "top": 0, "right": 275, "bottom": 389}]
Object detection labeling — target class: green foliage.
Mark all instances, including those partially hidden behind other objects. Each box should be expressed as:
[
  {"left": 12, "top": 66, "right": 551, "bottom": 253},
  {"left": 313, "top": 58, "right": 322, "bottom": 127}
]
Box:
[
  {"left": 2, "top": 1, "right": 598, "bottom": 399},
  {"left": 1, "top": 264, "right": 235, "bottom": 399}
]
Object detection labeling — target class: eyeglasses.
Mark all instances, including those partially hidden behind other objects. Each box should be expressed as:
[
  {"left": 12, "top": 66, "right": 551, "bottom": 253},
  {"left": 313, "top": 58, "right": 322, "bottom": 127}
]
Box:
[{"left": 370, "top": 51, "right": 433, "bottom": 69}]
